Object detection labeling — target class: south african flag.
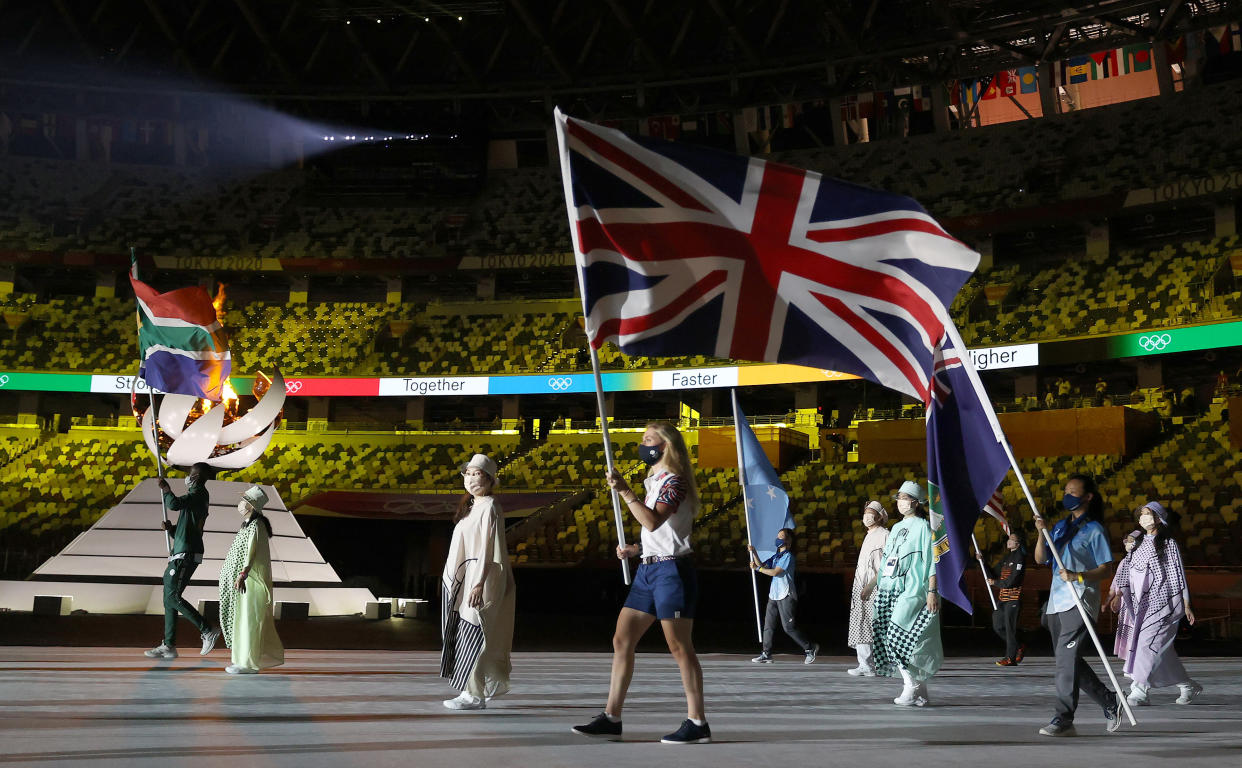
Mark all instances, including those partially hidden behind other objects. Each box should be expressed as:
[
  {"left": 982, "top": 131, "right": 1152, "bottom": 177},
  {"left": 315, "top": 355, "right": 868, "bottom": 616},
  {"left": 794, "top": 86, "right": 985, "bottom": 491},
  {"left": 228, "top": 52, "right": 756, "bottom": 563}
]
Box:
[{"left": 130, "top": 272, "right": 231, "bottom": 401}]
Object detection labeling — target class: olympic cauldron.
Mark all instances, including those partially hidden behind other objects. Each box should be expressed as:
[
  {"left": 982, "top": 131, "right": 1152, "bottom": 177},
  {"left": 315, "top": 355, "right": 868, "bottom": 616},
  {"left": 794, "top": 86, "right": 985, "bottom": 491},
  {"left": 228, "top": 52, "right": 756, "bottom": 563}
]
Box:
[{"left": 132, "top": 371, "right": 287, "bottom": 470}]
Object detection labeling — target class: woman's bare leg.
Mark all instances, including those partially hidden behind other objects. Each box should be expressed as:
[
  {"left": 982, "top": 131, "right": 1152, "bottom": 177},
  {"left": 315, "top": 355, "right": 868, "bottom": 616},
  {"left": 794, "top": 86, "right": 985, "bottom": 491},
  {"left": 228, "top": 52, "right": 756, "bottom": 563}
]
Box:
[{"left": 605, "top": 607, "right": 657, "bottom": 716}]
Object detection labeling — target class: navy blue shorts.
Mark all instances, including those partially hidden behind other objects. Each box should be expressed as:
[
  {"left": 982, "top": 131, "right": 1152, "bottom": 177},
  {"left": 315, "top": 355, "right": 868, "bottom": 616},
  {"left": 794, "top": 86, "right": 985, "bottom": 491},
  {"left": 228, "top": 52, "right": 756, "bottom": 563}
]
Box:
[{"left": 623, "top": 559, "right": 698, "bottom": 620}]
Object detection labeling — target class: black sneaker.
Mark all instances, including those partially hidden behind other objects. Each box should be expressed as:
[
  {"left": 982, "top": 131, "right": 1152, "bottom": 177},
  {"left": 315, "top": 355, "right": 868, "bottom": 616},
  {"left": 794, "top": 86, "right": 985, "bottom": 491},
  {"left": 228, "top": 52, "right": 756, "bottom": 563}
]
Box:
[
  {"left": 1039, "top": 716, "right": 1077, "bottom": 737},
  {"left": 661, "top": 719, "right": 712, "bottom": 744},
  {"left": 572, "top": 713, "right": 622, "bottom": 741},
  {"left": 1104, "top": 694, "right": 1122, "bottom": 733}
]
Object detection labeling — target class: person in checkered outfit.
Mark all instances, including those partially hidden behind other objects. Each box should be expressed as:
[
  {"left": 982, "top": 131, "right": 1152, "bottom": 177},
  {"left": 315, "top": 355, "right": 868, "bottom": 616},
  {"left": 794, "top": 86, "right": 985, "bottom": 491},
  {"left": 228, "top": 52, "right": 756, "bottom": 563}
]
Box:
[{"left": 860, "top": 480, "right": 942, "bottom": 707}]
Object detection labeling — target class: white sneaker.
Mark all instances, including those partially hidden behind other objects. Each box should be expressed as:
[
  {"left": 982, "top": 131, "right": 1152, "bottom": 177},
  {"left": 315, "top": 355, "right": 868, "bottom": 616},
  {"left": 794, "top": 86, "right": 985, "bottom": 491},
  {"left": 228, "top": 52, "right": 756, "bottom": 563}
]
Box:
[
  {"left": 225, "top": 665, "right": 258, "bottom": 675},
  {"left": 1127, "top": 692, "right": 1149, "bottom": 706},
  {"left": 894, "top": 686, "right": 917, "bottom": 706},
  {"left": 443, "top": 692, "right": 485, "bottom": 710},
  {"left": 847, "top": 666, "right": 876, "bottom": 677},
  {"left": 804, "top": 643, "right": 820, "bottom": 665},
  {"left": 751, "top": 653, "right": 773, "bottom": 663},
  {"left": 143, "top": 644, "right": 177, "bottom": 659},
  {"left": 1176, "top": 681, "right": 1203, "bottom": 705},
  {"left": 200, "top": 628, "right": 221, "bottom": 655}
]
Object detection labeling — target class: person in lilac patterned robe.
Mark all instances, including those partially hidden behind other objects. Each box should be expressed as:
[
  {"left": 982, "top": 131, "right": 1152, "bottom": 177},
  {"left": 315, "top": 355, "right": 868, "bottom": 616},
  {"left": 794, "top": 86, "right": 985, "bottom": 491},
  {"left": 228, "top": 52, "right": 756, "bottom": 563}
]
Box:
[{"left": 1111, "top": 502, "right": 1202, "bottom": 706}]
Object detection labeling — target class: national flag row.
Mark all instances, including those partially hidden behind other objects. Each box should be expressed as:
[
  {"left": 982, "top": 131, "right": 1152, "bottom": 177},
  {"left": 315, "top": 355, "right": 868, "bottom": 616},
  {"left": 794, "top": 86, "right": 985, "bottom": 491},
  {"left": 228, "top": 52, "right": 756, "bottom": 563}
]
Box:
[{"left": 955, "top": 44, "right": 1157, "bottom": 108}]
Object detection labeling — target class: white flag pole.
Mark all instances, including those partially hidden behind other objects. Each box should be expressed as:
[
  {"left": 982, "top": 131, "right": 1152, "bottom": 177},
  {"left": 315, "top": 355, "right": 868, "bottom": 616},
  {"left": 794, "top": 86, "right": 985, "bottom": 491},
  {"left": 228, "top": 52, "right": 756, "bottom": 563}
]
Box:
[
  {"left": 731, "top": 389, "right": 764, "bottom": 644},
  {"left": 971, "top": 533, "right": 999, "bottom": 611},
  {"left": 588, "top": 347, "right": 632, "bottom": 586},
  {"left": 131, "top": 247, "right": 173, "bottom": 556},
  {"left": 944, "top": 322, "right": 1136, "bottom": 726},
  {"left": 552, "top": 107, "right": 631, "bottom": 585}
]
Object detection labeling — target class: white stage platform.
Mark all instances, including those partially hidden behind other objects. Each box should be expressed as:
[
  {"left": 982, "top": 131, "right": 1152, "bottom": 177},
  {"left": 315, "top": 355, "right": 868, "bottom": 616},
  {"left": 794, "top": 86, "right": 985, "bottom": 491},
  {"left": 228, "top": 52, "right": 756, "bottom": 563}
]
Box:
[{"left": 0, "top": 479, "right": 374, "bottom": 616}]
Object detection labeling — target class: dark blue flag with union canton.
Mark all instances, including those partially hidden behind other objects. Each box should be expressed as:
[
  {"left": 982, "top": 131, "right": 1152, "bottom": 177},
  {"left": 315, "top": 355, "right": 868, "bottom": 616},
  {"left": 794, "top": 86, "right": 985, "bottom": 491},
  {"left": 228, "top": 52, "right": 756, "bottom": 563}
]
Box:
[
  {"left": 927, "top": 333, "right": 1012, "bottom": 613},
  {"left": 552, "top": 108, "right": 981, "bottom": 404}
]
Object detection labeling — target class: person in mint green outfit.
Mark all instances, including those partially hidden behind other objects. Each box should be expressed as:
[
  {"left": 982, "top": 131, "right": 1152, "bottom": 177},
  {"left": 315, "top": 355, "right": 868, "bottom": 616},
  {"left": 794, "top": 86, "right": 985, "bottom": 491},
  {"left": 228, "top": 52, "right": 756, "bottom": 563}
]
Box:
[
  {"left": 145, "top": 462, "right": 220, "bottom": 660},
  {"left": 218, "top": 485, "right": 285, "bottom": 675},
  {"left": 861, "top": 480, "right": 942, "bottom": 707}
]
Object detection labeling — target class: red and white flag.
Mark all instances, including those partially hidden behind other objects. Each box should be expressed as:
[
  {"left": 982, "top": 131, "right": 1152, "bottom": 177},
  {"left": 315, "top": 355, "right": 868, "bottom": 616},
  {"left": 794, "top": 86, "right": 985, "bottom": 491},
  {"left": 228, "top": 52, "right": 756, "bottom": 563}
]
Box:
[{"left": 982, "top": 490, "right": 1009, "bottom": 535}]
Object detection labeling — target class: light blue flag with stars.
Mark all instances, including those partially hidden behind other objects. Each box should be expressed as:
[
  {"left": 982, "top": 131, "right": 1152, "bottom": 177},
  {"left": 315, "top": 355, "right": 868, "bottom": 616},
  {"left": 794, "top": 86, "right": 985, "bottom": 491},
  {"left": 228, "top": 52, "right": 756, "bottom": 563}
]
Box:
[{"left": 735, "top": 399, "right": 794, "bottom": 563}]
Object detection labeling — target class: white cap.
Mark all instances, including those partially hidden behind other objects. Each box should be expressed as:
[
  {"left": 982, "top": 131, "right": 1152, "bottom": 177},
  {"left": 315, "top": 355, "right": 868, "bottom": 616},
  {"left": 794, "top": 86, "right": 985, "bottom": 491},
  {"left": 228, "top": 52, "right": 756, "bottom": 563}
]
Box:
[
  {"left": 459, "top": 453, "right": 498, "bottom": 481},
  {"left": 242, "top": 486, "right": 268, "bottom": 510},
  {"left": 865, "top": 500, "right": 889, "bottom": 522},
  {"left": 894, "top": 480, "right": 927, "bottom": 504}
]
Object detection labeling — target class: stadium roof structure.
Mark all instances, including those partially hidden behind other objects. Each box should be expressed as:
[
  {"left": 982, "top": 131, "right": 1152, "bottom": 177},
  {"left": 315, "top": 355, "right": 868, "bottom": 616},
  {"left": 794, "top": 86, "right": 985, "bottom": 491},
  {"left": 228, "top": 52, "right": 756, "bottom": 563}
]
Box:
[{"left": 1, "top": 1, "right": 1240, "bottom": 127}]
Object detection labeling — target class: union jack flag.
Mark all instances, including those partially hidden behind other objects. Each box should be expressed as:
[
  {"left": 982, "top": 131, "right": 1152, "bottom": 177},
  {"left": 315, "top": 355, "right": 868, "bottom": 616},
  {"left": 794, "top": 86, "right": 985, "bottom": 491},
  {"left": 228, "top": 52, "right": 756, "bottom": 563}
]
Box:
[{"left": 553, "top": 109, "right": 980, "bottom": 404}]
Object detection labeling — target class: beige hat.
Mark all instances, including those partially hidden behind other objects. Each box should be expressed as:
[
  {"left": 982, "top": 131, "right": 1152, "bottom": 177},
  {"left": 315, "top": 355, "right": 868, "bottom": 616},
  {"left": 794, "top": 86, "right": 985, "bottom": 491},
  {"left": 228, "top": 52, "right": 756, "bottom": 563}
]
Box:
[
  {"left": 242, "top": 486, "right": 268, "bottom": 510},
  {"left": 459, "top": 453, "right": 498, "bottom": 481},
  {"left": 865, "top": 500, "right": 889, "bottom": 522}
]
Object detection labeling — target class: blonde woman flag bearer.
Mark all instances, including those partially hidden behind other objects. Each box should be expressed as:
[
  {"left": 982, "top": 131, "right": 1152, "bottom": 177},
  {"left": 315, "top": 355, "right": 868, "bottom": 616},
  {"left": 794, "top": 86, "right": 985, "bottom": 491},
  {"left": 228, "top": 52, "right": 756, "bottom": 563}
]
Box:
[
  {"left": 440, "top": 454, "right": 516, "bottom": 711},
  {"left": 218, "top": 485, "right": 284, "bottom": 675}
]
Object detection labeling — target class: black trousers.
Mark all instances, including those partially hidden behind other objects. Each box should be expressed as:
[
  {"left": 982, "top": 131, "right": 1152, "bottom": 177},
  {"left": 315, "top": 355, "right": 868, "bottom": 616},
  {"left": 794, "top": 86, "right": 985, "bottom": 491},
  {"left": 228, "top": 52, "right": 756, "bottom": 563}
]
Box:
[
  {"left": 761, "top": 596, "right": 813, "bottom": 653},
  {"left": 1045, "top": 608, "right": 1112, "bottom": 721},
  {"left": 163, "top": 558, "right": 209, "bottom": 645},
  {"left": 992, "top": 600, "right": 1022, "bottom": 659}
]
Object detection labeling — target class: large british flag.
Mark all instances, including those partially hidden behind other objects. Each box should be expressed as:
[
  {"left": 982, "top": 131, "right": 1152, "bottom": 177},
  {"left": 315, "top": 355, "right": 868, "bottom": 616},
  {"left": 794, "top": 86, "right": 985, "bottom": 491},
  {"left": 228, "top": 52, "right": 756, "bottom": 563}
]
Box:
[{"left": 553, "top": 108, "right": 980, "bottom": 404}]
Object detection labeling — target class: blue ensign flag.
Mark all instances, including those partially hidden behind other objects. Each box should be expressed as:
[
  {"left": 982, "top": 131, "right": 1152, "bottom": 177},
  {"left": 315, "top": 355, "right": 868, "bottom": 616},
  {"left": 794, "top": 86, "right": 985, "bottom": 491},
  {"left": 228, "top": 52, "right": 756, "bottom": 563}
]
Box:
[
  {"left": 927, "top": 334, "right": 1012, "bottom": 614},
  {"left": 736, "top": 398, "right": 794, "bottom": 563}
]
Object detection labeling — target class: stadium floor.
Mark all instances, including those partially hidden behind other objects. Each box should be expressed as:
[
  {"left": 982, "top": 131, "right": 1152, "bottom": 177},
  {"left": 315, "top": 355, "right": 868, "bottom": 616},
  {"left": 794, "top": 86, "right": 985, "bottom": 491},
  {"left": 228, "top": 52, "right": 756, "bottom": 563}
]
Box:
[{"left": 0, "top": 648, "right": 1238, "bottom": 767}]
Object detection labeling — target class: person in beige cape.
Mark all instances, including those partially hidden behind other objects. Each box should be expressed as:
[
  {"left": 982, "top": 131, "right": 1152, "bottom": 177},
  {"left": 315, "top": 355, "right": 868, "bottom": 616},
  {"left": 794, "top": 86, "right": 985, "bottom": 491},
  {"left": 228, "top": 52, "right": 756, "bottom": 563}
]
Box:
[
  {"left": 440, "top": 454, "right": 516, "bottom": 710},
  {"left": 846, "top": 500, "right": 889, "bottom": 676},
  {"left": 218, "top": 485, "right": 284, "bottom": 674}
]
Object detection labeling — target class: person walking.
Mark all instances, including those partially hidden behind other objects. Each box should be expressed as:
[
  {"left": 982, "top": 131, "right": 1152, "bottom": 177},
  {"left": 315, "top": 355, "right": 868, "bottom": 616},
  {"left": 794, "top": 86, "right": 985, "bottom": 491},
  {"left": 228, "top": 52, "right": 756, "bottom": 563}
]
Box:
[
  {"left": 861, "top": 481, "right": 942, "bottom": 707},
  {"left": 145, "top": 462, "right": 220, "bottom": 660},
  {"left": 1112, "top": 502, "right": 1202, "bottom": 706},
  {"left": 218, "top": 485, "right": 284, "bottom": 675},
  {"left": 1035, "top": 474, "right": 1120, "bottom": 737},
  {"left": 846, "top": 500, "right": 889, "bottom": 676},
  {"left": 988, "top": 532, "right": 1028, "bottom": 666},
  {"left": 440, "top": 454, "right": 516, "bottom": 710},
  {"left": 572, "top": 422, "right": 710, "bottom": 744},
  {"left": 748, "top": 528, "right": 819, "bottom": 664}
]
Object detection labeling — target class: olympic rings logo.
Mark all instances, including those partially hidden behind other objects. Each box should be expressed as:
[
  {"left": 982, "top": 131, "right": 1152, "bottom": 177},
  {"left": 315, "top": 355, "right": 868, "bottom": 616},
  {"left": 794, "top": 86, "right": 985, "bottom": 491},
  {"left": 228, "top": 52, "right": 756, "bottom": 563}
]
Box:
[
  {"left": 547, "top": 377, "right": 574, "bottom": 391},
  {"left": 285, "top": 380, "right": 304, "bottom": 394},
  {"left": 1138, "top": 333, "right": 1173, "bottom": 352},
  {"left": 0, "top": 374, "right": 8, "bottom": 387}
]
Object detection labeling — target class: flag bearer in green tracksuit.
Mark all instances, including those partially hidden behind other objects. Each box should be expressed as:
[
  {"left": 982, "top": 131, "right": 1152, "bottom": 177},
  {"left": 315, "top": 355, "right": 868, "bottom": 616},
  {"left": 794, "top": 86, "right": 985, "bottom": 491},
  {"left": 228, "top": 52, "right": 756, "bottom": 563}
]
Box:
[{"left": 144, "top": 462, "right": 222, "bottom": 659}]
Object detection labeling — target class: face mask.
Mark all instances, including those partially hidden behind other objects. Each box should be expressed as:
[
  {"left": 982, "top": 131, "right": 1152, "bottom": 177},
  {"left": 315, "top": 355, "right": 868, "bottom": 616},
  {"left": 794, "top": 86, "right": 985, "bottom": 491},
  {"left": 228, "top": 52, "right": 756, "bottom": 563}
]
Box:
[
  {"left": 897, "top": 499, "right": 914, "bottom": 515},
  {"left": 1124, "top": 539, "right": 1136, "bottom": 553},
  {"left": 863, "top": 513, "right": 877, "bottom": 527},
  {"left": 775, "top": 538, "right": 786, "bottom": 549},
  {"left": 464, "top": 474, "right": 490, "bottom": 496},
  {"left": 237, "top": 500, "right": 250, "bottom": 516},
  {"left": 1062, "top": 493, "right": 1083, "bottom": 511},
  {"left": 1139, "top": 513, "right": 1156, "bottom": 530},
  {"left": 186, "top": 479, "right": 199, "bottom": 491},
  {"left": 638, "top": 443, "right": 664, "bottom": 466}
]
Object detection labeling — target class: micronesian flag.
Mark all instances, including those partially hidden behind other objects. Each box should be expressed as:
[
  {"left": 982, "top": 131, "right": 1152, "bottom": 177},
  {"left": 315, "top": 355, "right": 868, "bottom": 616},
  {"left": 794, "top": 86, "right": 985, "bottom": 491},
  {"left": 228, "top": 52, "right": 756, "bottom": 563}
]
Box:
[
  {"left": 735, "top": 395, "right": 794, "bottom": 563},
  {"left": 926, "top": 330, "right": 1011, "bottom": 614},
  {"left": 130, "top": 273, "right": 231, "bottom": 401}
]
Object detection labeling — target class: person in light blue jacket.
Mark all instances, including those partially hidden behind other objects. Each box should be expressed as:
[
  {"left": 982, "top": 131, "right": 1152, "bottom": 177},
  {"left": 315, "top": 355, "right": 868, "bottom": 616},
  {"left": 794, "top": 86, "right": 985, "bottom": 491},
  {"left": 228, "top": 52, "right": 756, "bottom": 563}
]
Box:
[{"left": 749, "top": 528, "right": 819, "bottom": 664}]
